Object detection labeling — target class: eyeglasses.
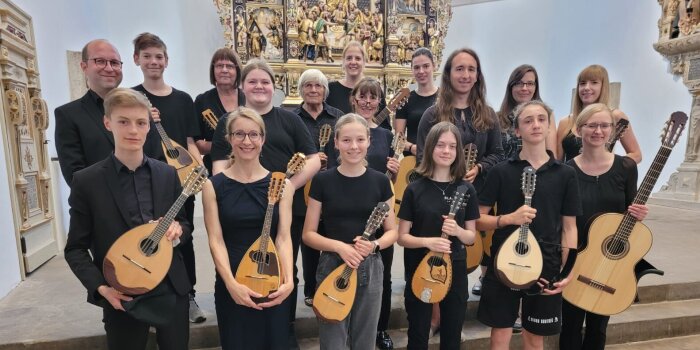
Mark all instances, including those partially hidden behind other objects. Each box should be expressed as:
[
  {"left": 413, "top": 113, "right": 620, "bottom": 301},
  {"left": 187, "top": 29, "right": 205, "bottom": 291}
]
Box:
[
  {"left": 354, "top": 96, "right": 379, "bottom": 105},
  {"left": 513, "top": 81, "right": 536, "bottom": 88},
  {"left": 582, "top": 122, "right": 613, "bottom": 130},
  {"left": 214, "top": 63, "right": 236, "bottom": 70},
  {"left": 86, "top": 58, "right": 123, "bottom": 70},
  {"left": 229, "top": 130, "right": 264, "bottom": 141}
]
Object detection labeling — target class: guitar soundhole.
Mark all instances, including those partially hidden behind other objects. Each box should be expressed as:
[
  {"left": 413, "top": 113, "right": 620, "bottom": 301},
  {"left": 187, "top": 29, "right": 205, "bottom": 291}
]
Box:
[
  {"left": 334, "top": 277, "right": 349, "bottom": 290},
  {"left": 139, "top": 238, "right": 159, "bottom": 256},
  {"left": 407, "top": 170, "right": 421, "bottom": 183},
  {"left": 514, "top": 241, "right": 529, "bottom": 256},
  {"left": 251, "top": 251, "right": 270, "bottom": 265},
  {"left": 602, "top": 236, "right": 629, "bottom": 260}
]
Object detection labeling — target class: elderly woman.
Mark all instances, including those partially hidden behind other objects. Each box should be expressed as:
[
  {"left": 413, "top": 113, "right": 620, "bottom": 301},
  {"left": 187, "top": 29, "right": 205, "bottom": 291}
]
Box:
[{"left": 293, "top": 68, "right": 344, "bottom": 310}]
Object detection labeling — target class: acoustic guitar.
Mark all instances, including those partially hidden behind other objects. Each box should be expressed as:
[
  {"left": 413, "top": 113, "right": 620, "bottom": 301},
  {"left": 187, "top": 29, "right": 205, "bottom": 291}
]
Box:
[
  {"left": 201, "top": 108, "right": 218, "bottom": 130},
  {"left": 606, "top": 118, "right": 630, "bottom": 152},
  {"left": 386, "top": 132, "right": 406, "bottom": 179},
  {"left": 394, "top": 155, "right": 417, "bottom": 210},
  {"left": 103, "top": 166, "right": 208, "bottom": 295},
  {"left": 563, "top": 112, "right": 687, "bottom": 316},
  {"left": 411, "top": 186, "right": 469, "bottom": 303},
  {"left": 494, "top": 166, "right": 543, "bottom": 289},
  {"left": 304, "top": 126, "right": 332, "bottom": 204},
  {"left": 235, "top": 172, "right": 287, "bottom": 302},
  {"left": 482, "top": 204, "right": 496, "bottom": 258},
  {"left": 143, "top": 95, "right": 203, "bottom": 186},
  {"left": 463, "top": 144, "right": 483, "bottom": 274},
  {"left": 372, "top": 87, "right": 410, "bottom": 127},
  {"left": 312, "top": 202, "right": 390, "bottom": 323}
]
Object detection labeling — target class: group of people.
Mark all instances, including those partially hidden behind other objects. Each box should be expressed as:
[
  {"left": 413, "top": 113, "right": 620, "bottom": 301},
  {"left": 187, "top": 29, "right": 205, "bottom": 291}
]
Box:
[{"left": 57, "top": 31, "right": 656, "bottom": 350}]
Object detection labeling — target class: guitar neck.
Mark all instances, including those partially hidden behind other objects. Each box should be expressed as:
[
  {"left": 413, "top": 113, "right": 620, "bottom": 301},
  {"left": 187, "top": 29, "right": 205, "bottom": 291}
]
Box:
[
  {"left": 258, "top": 203, "right": 275, "bottom": 256},
  {"left": 154, "top": 122, "right": 176, "bottom": 152},
  {"left": 519, "top": 196, "right": 532, "bottom": 240},
  {"left": 374, "top": 108, "right": 391, "bottom": 126},
  {"left": 151, "top": 191, "right": 189, "bottom": 242},
  {"left": 440, "top": 212, "right": 456, "bottom": 239}
]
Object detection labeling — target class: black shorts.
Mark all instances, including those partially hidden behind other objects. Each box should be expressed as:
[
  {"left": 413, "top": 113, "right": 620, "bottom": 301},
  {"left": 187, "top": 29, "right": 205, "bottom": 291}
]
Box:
[{"left": 476, "top": 273, "right": 562, "bottom": 336}]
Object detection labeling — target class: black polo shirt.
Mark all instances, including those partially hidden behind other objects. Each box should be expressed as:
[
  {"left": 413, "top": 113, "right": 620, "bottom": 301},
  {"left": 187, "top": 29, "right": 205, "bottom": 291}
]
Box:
[
  {"left": 478, "top": 151, "right": 581, "bottom": 275},
  {"left": 294, "top": 102, "right": 343, "bottom": 155}
]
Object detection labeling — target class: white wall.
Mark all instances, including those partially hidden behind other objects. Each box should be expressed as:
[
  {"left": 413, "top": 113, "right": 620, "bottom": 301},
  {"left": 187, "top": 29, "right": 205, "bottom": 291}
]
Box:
[{"left": 444, "top": 0, "right": 691, "bottom": 191}]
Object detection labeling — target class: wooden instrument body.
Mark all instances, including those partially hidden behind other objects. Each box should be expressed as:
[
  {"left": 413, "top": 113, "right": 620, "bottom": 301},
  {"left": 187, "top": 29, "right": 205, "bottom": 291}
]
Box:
[
  {"left": 411, "top": 252, "right": 453, "bottom": 303},
  {"left": 465, "top": 235, "right": 483, "bottom": 274},
  {"left": 313, "top": 264, "right": 358, "bottom": 323},
  {"left": 235, "top": 236, "right": 281, "bottom": 300},
  {"left": 494, "top": 227, "right": 543, "bottom": 289},
  {"left": 161, "top": 138, "right": 201, "bottom": 185},
  {"left": 395, "top": 155, "right": 417, "bottom": 214},
  {"left": 563, "top": 213, "right": 652, "bottom": 315},
  {"left": 103, "top": 222, "right": 173, "bottom": 295}
]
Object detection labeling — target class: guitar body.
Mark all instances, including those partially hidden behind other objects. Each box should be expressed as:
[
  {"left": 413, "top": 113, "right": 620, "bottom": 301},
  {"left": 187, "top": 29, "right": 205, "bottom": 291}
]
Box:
[
  {"left": 466, "top": 234, "right": 483, "bottom": 274},
  {"left": 103, "top": 222, "right": 173, "bottom": 295},
  {"left": 235, "top": 236, "right": 281, "bottom": 300},
  {"left": 563, "top": 213, "right": 652, "bottom": 315},
  {"left": 161, "top": 139, "right": 201, "bottom": 185},
  {"left": 313, "top": 264, "right": 358, "bottom": 323},
  {"left": 494, "top": 228, "right": 543, "bottom": 289},
  {"left": 411, "top": 252, "right": 453, "bottom": 303},
  {"left": 395, "top": 155, "right": 416, "bottom": 214}
]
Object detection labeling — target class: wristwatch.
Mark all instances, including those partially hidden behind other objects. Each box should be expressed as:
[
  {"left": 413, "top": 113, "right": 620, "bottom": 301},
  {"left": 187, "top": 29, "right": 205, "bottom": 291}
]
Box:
[{"left": 372, "top": 240, "right": 380, "bottom": 254}]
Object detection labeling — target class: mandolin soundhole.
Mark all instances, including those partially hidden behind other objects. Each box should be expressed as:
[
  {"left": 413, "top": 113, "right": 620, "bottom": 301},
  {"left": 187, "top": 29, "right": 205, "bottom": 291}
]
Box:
[
  {"left": 139, "top": 238, "right": 159, "bottom": 256},
  {"left": 514, "top": 242, "right": 530, "bottom": 256},
  {"left": 428, "top": 256, "right": 445, "bottom": 267},
  {"left": 602, "top": 236, "right": 629, "bottom": 260},
  {"left": 334, "top": 277, "right": 349, "bottom": 290},
  {"left": 166, "top": 149, "right": 180, "bottom": 159},
  {"left": 250, "top": 251, "right": 270, "bottom": 265}
]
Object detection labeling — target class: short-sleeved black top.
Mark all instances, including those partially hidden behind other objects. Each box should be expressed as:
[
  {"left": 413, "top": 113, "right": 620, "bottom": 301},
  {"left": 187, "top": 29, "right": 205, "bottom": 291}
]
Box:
[
  {"left": 210, "top": 107, "right": 317, "bottom": 216},
  {"left": 479, "top": 151, "right": 581, "bottom": 276},
  {"left": 326, "top": 127, "right": 394, "bottom": 173},
  {"left": 398, "top": 178, "right": 480, "bottom": 264},
  {"left": 326, "top": 80, "right": 391, "bottom": 130},
  {"left": 309, "top": 167, "right": 393, "bottom": 244},
  {"left": 194, "top": 87, "right": 246, "bottom": 142},
  {"left": 416, "top": 105, "right": 504, "bottom": 192},
  {"left": 395, "top": 90, "right": 437, "bottom": 144},
  {"left": 562, "top": 130, "right": 582, "bottom": 162},
  {"left": 567, "top": 155, "right": 637, "bottom": 249},
  {"left": 133, "top": 85, "right": 200, "bottom": 147},
  {"left": 294, "top": 102, "right": 344, "bottom": 155}
]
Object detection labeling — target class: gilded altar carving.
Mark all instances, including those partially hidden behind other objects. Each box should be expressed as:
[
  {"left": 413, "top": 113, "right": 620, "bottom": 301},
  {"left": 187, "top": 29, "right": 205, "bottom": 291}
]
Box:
[{"left": 212, "top": 0, "right": 451, "bottom": 104}]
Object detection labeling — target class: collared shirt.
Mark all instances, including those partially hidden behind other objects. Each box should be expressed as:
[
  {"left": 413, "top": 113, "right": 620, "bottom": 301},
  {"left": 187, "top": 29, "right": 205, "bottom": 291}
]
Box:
[
  {"left": 294, "top": 102, "right": 343, "bottom": 152},
  {"left": 111, "top": 154, "right": 154, "bottom": 226},
  {"left": 87, "top": 90, "right": 105, "bottom": 115}
]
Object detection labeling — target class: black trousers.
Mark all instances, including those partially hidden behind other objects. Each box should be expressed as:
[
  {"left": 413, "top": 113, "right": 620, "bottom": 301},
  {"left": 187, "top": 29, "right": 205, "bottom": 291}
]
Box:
[
  {"left": 289, "top": 214, "right": 304, "bottom": 323},
  {"left": 103, "top": 292, "right": 189, "bottom": 350},
  {"left": 182, "top": 196, "right": 196, "bottom": 294},
  {"left": 377, "top": 244, "right": 394, "bottom": 332},
  {"left": 405, "top": 259, "right": 468, "bottom": 350},
  {"left": 560, "top": 299, "right": 609, "bottom": 350}
]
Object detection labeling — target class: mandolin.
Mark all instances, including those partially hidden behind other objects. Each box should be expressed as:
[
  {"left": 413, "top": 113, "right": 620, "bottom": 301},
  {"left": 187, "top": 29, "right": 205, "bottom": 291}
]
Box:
[
  {"left": 494, "top": 166, "right": 543, "bottom": 289},
  {"left": 312, "top": 202, "right": 390, "bottom": 323},
  {"left": 372, "top": 87, "right": 410, "bottom": 127},
  {"left": 463, "top": 144, "right": 483, "bottom": 274},
  {"left": 286, "top": 152, "right": 306, "bottom": 179},
  {"left": 201, "top": 108, "right": 218, "bottom": 130},
  {"left": 304, "top": 126, "right": 332, "bottom": 204},
  {"left": 606, "top": 118, "right": 629, "bottom": 152},
  {"left": 411, "top": 186, "right": 469, "bottom": 303},
  {"left": 564, "top": 112, "right": 687, "bottom": 315},
  {"left": 235, "top": 172, "right": 287, "bottom": 302},
  {"left": 143, "top": 95, "right": 203, "bottom": 186},
  {"left": 103, "top": 166, "right": 208, "bottom": 295},
  {"left": 386, "top": 132, "right": 406, "bottom": 178}
]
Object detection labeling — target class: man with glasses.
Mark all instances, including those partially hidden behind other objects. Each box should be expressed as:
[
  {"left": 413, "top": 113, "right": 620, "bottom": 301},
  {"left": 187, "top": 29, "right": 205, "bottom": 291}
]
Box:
[{"left": 56, "top": 39, "right": 161, "bottom": 185}]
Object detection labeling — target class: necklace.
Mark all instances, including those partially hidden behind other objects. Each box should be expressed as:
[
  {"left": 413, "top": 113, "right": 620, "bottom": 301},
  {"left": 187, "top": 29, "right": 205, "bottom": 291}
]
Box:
[{"left": 431, "top": 180, "right": 452, "bottom": 196}]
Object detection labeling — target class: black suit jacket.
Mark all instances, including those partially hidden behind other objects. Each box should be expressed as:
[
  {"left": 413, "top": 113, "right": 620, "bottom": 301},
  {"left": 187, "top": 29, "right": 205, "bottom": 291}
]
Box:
[
  {"left": 54, "top": 90, "right": 163, "bottom": 186},
  {"left": 64, "top": 156, "right": 193, "bottom": 306}
]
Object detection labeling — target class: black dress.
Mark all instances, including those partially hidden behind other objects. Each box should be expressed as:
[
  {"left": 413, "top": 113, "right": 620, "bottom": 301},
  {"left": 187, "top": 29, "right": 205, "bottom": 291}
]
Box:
[
  {"left": 561, "top": 129, "right": 582, "bottom": 161},
  {"left": 395, "top": 90, "right": 438, "bottom": 150},
  {"left": 211, "top": 172, "right": 289, "bottom": 350}
]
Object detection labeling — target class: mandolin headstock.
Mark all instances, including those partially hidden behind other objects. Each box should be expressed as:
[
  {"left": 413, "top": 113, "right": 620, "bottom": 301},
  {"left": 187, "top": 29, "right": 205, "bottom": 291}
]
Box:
[
  {"left": 286, "top": 153, "right": 306, "bottom": 178},
  {"left": 183, "top": 166, "right": 209, "bottom": 196},
  {"left": 521, "top": 166, "right": 537, "bottom": 199},
  {"left": 464, "top": 143, "right": 478, "bottom": 172},
  {"left": 268, "top": 172, "right": 287, "bottom": 204}
]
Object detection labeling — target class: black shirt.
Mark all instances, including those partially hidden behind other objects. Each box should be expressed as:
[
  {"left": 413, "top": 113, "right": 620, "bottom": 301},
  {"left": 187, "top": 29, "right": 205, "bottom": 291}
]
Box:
[
  {"left": 210, "top": 107, "right": 317, "bottom": 216},
  {"left": 326, "top": 127, "right": 394, "bottom": 173},
  {"left": 326, "top": 80, "right": 391, "bottom": 130},
  {"left": 309, "top": 168, "right": 393, "bottom": 244},
  {"left": 567, "top": 155, "right": 637, "bottom": 249},
  {"left": 398, "top": 178, "right": 480, "bottom": 264},
  {"left": 133, "top": 85, "right": 200, "bottom": 158},
  {"left": 111, "top": 154, "right": 154, "bottom": 226},
  {"left": 193, "top": 87, "right": 246, "bottom": 175},
  {"left": 395, "top": 90, "right": 438, "bottom": 144},
  {"left": 294, "top": 102, "right": 344, "bottom": 155},
  {"left": 562, "top": 130, "right": 582, "bottom": 161},
  {"left": 88, "top": 90, "right": 105, "bottom": 115},
  {"left": 416, "top": 105, "right": 504, "bottom": 192},
  {"left": 478, "top": 151, "right": 581, "bottom": 276}
]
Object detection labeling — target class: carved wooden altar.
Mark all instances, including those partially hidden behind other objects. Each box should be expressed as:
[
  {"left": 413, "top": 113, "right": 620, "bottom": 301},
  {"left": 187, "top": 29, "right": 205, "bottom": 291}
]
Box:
[
  {"left": 213, "top": 0, "right": 451, "bottom": 105},
  {"left": 0, "top": 0, "right": 56, "bottom": 274}
]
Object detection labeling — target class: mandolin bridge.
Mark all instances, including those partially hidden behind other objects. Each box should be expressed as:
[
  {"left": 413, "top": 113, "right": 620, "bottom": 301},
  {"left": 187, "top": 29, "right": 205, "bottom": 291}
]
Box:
[
  {"left": 322, "top": 292, "right": 346, "bottom": 305},
  {"left": 577, "top": 275, "right": 616, "bottom": 294}
]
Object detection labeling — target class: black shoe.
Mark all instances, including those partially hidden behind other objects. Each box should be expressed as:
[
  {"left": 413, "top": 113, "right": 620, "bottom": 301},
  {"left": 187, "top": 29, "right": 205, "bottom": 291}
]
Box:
[
  {"left": 376, "top": 330, "right": 394, "bottom": 350},
  {"left": 304, "top": 297, "right": 313, "bottom": 307},
  {"left": 472, "top": 276, "right": 483, "bottom": 296}
]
